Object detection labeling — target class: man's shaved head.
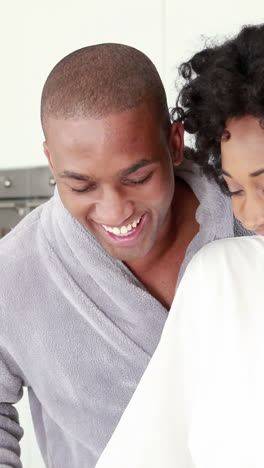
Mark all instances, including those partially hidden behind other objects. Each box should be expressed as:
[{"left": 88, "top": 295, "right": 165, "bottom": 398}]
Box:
[{"left": 41, "top": 43, "right": 170, "bottom": 137}]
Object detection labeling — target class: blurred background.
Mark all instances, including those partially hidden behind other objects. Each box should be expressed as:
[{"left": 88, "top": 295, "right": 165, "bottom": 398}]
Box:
[{"left": 1, "top": 0, "right": 263, "bottom": 466}]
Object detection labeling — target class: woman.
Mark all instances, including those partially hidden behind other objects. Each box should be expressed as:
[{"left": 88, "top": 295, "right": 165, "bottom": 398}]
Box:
[{"left": 96, "top": 24, "right": 264, "bottom": 468}]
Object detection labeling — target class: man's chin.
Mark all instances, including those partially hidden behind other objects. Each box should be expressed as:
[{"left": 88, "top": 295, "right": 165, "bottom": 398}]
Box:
[
  {"left": 95, "top": 239, "right": 151, "bottom": 262},
  {"left": 104, "top": 246, "right": 148, "bottom": 262}
]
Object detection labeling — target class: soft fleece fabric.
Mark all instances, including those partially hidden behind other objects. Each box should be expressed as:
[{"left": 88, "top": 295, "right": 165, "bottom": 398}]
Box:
[
  {"left": 96, "top": 236, "right": 264, "bottom": 468},
  {"left": 0, "top": 161, "right": 250, "bottom": 467}
]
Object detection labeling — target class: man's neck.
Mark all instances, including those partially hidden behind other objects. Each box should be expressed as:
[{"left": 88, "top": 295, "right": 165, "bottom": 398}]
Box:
[
  {"left": 124, "top": 178, "right": 199, "bottom": 308},
  {"left": 125, "top": 178, "right": 199, "bottom": 274}
]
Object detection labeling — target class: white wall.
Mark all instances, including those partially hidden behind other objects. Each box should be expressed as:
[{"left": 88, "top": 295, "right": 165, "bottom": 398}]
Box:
[
  {"left": 2, "top": 0, "right": 264, "bottom": 170},
  {"left": 164, "top": 0, "right": 264, "bottom": 106},
  {"left": 1, "top": 1, "right": 264, "bottom": 467},
  {"left": 16, "top": 390, "right": 46, "bottom": 467},
  {"left": 1, "top": 0, "right": 165, "bottom": 169}
]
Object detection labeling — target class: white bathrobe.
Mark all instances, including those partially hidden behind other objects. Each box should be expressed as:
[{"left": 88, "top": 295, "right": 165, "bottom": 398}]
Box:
[{"left": 96, "top": 236, "right": 264, "bottom": 468}]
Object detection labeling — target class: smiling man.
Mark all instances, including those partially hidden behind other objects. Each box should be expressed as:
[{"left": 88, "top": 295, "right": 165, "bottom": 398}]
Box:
[
  {"left": 43, "top": 105, "right": 179, "bottom": 265},
  {"left": 0, "top": 43, "right": 251, "bottom": 468}
]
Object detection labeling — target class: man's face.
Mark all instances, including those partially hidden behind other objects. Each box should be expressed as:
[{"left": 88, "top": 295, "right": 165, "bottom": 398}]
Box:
[{"left": 44, "top": 103, "right": 183, "bottom": 261}]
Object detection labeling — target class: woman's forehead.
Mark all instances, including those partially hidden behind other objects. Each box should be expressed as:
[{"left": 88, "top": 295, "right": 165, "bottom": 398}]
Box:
[{"left": 222, "top": 116, "right": 264, "bottom": 155}]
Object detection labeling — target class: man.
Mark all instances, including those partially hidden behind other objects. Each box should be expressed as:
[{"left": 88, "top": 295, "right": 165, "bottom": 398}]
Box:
[{"left": 0, "top": 43, "right": 248, "bottom": 468}]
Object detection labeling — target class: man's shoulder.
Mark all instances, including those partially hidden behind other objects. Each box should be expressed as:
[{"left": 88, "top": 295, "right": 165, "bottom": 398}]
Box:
[
  {"left": 0, "top": 200, "right": 49, "bottom": 268},
  {"left": 175, "top": 154, "right": 224, "bottom": 201},
  {"left": 176, "top": 155, "right": 235, "bottom": 234}
]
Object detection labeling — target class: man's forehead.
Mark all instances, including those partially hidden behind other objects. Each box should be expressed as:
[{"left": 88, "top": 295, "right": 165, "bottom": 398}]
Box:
[
  {"left": 45, "top": 113, "right": 165, "bottom": 156},
  {"left": 46, "top": 101, "right": 162, "bottom": 136}
]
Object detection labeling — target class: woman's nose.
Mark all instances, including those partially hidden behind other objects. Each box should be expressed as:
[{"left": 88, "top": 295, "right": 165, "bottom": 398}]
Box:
[{"left": 239, "top": 195, "right": 264, "bottom": 232}]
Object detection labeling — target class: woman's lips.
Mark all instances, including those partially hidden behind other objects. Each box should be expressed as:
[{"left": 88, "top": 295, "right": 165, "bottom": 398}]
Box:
[{"left": 254, "top": 224, "right": 264, "bottom": 236}]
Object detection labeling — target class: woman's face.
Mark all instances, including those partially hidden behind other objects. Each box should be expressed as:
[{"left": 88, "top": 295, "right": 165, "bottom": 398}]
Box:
[{"left": 221, "top": 115, "right": 264, "bottom": 235}]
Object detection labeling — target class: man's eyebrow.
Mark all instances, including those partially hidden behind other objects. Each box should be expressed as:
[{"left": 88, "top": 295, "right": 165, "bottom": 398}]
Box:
[
  {"left": 120, "top": 159, "right": 158, "bottom": 177},
  {"left": 58, "top": 171, "right": 91, "bottom": 181},
  {"left": 58, "top": 159, "right": 158, "bottom": 181},
  {"left": 222, "top": 168, "right": 264, "bottom": 178}
]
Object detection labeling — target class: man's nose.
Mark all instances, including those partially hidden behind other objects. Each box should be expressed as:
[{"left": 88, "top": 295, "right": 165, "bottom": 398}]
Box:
[
  {"left": 95, "top": 188, "right": 133, "bottom": 226},
  {"left": 239, "top": 194, "right": 264, "bottom": 232}
]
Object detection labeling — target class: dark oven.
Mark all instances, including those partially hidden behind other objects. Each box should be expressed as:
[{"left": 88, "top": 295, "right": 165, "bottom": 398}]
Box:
[{"left": 0, "top": 166, "right": 55, "bottom": 238}]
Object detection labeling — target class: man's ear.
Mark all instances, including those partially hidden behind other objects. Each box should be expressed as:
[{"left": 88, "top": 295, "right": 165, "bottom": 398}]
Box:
[
  {"left": 169, "top": 122, "right": 184, "bottom": 167},
  {"left": 43, "top": 141, "right": 54, "bottom": 172}
]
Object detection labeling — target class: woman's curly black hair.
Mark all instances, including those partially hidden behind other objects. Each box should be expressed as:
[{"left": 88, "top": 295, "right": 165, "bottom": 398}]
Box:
[{"left": 172, "top": 23, "right": 264, "bottom": 191}]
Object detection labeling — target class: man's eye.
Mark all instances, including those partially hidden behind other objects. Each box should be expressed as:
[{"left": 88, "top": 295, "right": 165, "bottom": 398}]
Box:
[
  {"left": 125, "top": 172, "right": 153, "bottom": 185},
  {"left": 70, "top": 185, "right": 97, "bottom": 193}
]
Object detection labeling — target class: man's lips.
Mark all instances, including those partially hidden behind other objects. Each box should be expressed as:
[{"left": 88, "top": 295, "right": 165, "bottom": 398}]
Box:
[
  {"left": 101, "top": 215, "right": 142, "bottom": 236},
  {"left": 97, "top": 213, "right": 147, "bottom": 244}
]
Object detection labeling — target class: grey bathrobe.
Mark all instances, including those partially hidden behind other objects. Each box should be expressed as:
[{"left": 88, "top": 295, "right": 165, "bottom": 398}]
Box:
[{"left": 0, "top": 161, "right": 250, "bottom": 468}]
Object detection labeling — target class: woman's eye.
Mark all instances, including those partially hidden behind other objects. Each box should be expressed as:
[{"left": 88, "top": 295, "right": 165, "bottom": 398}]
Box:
[
  {"left": 125, "top": 172, "right": 153, "bottom": 185},
  {"left": 227, "top": 189, "right": 243, "bottom": 197},
  {"left": 222, "top": 180, "right": 243, "bottom": 197}
]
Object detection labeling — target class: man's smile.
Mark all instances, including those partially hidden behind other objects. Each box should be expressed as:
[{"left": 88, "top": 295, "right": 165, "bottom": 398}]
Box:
[
  {"left": 101, "top": 216, "right": 142, "bottom": 236},
  {"left": 96, "top": 214, "right": 147, "bottom": 244}
]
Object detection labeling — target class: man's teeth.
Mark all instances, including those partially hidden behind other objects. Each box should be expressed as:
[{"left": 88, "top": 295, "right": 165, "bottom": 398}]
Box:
[{"left": 102, "top": 217, "right": 142, "bottom": 236}]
